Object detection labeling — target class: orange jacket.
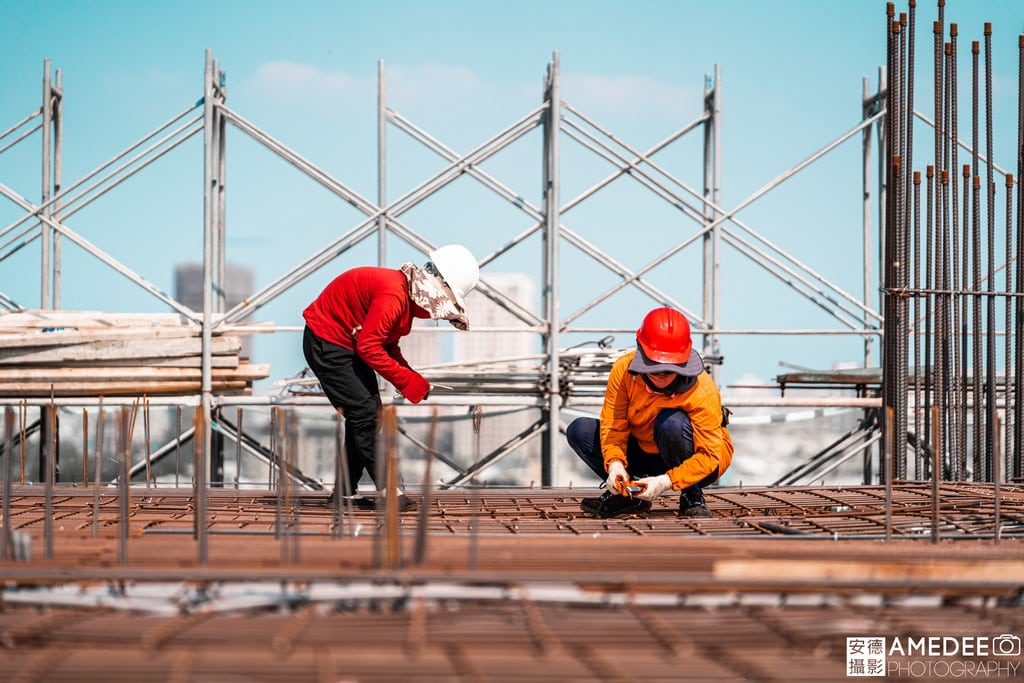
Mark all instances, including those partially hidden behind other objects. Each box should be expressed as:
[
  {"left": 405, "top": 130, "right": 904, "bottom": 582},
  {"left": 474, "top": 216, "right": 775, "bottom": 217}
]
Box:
[{"left": 599, "top": 351, "right": 733, "bottom": 491}]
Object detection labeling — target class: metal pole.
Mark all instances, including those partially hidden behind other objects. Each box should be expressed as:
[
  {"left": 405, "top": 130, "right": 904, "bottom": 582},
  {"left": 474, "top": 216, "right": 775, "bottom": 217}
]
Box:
[
  {"left": 378, "top": 60, "right": 387, "bottom": 266},
  {"left": 197, "top": 48, "right": 215, "bottom": 563},
  {"left": 52, "top": 68, "right": 63, "bottom": 309},
  {"left": 541, "top": 53, "right": 561, "bottom": 486},
  {"left": 702, "top": 65, "right": 722, "bottom": 383},
  {"left": 863, "top": 76, "right": 876, "bottom": 369},
  {"left": 40, "top": 59, "right": 52, "bottom": 310}
]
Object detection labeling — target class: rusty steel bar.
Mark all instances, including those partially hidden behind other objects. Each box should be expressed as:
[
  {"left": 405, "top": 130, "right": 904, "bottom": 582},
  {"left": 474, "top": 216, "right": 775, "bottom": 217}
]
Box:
[
  {"left": 235, "top": 407, "right": 242, "bottom": 490},
  {"left": 414, "top": 407, "right": 438, "bottom": 564},
  {"left": 984, "top": 22, "right": 997, "bottom": 482},
  {"left": 924, "top": 164, "right": 935, "bottom": 476},
  {"left": 960, "top": 162, "right": 971, "bottom": 479},
  {"left": 333, "top": 410, "right": 352, "bottom": 538},
  {"left": 881, "top": 5, "right": 894, "bottom": 486},
  {"left": 382, "top": 406, "right": 401, "bottom": 569},
  {"left": 143, "top": 396, "right": 151, "bottom": 487},
  {"left": 2, "top": 407, "right": 12, "bottom": 560},
  {"left": 1006, "top": 174, "right": 1016, "bottom": 489},
  {"left": 81, "top": 407, "right": 88, "bottom": 486},
  {"left": 18, "top": 401, "right": 26, "bottom": 485},
  {"left": 912, "top": 169, "right": 923, "bottom": 477},
  {"left": 118, "top": 405, "right": 130, "bottom": 565},
  {"left": 971, "top": 39, "right": 984, "bottom": 480},
  {"left": 930, "top": 405, "right": 940, "bottom": 543},
  {"left": 194, "top": 403, "right": 208, "bottom": 564},
  {"left": 893, "top": 16, "right": 909, "bottom": 482},
  {"left": 884, "top": 408, "right": 893, "bottom": 541},
  {"left": 948, "top": 25, "right": 964, "bottom": 480},
  {"left": 1016, "top": 34, "right": 1024, "bottom": 484},
  {"left": 273, "top": 406, "right": 284, "bottom": 541},
  {"left": 175, "top": 405, "right": 182, "bottom": 488}
]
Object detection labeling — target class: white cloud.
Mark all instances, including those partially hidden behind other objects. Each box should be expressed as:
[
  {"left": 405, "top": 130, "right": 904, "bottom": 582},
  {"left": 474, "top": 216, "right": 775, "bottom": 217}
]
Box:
[
  {"left": 239, "top": 61, "right": 492, "bottom": 113},
  {"left": 241, "top": 61, "right": 369, "bottom": 106},
  {"left": 386, "top": 63, "right": 486, "bottom": 108},
  {"left": 563, "top": 73, "right": 699, "bottom": 120},
  {"left": 239, "top": 61, "right": 696, "bottom": 124}
]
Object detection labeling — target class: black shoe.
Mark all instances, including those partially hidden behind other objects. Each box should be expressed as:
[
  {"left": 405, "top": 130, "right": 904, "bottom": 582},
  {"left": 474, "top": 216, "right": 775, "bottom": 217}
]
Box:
[
  {"left": 325, "top": 490, "right": 375, "bottom": 510},
  {"left": 361, "top": 493, "right": 416, "bottom": 512},
  {"left": 382, "top": 493, "right": 416, "bottom": 512},
  {"left": 678, "top": 487, "right": 712, "bottom": 518},
  {"left": 580, "top": 490, "right": 652, "bottom": 518}
]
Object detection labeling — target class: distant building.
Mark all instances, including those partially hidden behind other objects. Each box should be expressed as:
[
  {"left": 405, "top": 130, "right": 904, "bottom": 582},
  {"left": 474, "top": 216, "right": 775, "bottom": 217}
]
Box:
[
  {"left": 174, "top": 263, "right": 255, "bottom": 357},
  {"left": 451, "top": 273, "right": 539, "bottom": 485}
]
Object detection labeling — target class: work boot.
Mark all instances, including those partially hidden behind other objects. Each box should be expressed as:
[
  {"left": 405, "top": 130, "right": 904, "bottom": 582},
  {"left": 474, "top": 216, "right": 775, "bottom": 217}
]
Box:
[
  {"left": 678, "top": 487, "right": 712, "bottom": 518},
  {"left": 580, "top": 490, "right": 652, "bottom": 518},
  {"left": 325, "top": 490, "right": 375, "bottom": 510},
  {"left": 377, "top": 493, "right": 416, "bottom": 512},
  {"left": 353, "top": 492, "right": 416, "bottom": 512}
]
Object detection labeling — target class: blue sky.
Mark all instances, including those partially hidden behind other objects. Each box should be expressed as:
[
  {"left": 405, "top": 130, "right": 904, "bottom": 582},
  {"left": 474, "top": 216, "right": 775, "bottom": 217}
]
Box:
[{"left": 2, "top": 0, "right": 1022, "bottom": 392}]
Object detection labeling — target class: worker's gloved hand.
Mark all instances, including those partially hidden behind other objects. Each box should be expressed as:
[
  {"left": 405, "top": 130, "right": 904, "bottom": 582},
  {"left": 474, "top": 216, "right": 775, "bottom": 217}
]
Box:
[
  {"left": 604, "top": 460, "right": 629, "bottom": 494},
  {"left": 402, "top": 373, "right": 431, "bottom": 403},
  {"left": 634, "top": 474, "right": 672, "bottom": 501}
]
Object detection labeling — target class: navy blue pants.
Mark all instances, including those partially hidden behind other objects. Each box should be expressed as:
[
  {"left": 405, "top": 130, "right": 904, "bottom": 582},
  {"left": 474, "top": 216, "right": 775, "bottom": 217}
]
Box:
[
  {"left": 302, "top": 326, "right": 382, "bottom": 494},
  {"left": 566, "top": 410, "right": 718, "bottom": 493}
]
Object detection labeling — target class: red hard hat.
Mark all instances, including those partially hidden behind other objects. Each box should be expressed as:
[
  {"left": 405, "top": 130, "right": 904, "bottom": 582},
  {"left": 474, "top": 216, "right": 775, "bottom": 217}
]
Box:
[{"left": 636, "top": 307, "right": 692, "bottom": 364}]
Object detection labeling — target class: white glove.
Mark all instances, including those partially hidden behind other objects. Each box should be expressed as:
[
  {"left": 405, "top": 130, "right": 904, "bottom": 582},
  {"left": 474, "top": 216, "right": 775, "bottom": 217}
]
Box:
[
  {"left": 634, "top": 474, "right": 672, "bottom": 501},
  {"left": 604, "top": 461, "right": 629, "bottom": 494}
]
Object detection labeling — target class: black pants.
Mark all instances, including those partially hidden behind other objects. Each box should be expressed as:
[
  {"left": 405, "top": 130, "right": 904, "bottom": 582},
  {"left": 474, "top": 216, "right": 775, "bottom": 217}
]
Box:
[
  {"left": 302, "top": 326, "right": 383, "bottom": 494},
  {"left": 565, "top": 410, "right": 718, "bottom": 495}
]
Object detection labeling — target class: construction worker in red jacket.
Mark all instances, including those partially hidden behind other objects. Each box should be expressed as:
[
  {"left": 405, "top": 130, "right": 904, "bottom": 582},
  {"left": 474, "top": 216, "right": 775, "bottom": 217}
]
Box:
[
  {"left": 302, "top": 244, "right": 480, "bottom": 510},
  {"left": 568, "top": 306, "right": 733, "bottom": 518}
]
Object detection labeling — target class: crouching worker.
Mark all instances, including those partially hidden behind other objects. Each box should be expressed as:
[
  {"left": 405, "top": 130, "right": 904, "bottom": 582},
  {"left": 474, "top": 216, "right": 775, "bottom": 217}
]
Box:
[
  {"left": 567, "top": 306, "right": 733, "bottom": 518},
  {"left": 302, "top": 244, "right": 480, "bottom": 511}
]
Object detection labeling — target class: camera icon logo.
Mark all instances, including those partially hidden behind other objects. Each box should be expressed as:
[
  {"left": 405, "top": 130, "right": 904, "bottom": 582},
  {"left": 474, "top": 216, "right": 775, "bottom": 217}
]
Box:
[{"left": 993, "top": 634, "right": 1021, "bottom": 657}]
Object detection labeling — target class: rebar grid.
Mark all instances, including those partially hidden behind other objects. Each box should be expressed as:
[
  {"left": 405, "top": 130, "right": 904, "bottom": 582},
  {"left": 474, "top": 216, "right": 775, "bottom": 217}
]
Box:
[
  {"left": 0, "top": 590, "right": 1020, "bottom": 682},
  {"left": 0, "top": 484, "right": 1020, "bottom": 558}
]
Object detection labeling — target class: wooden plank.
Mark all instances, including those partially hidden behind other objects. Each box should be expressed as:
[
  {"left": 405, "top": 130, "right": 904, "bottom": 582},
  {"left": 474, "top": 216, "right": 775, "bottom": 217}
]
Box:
[
  {"left": 48, "top": 356, "right": 240, "bottom": 369},
  {"left": 0, "top": 380, "right": 251, "bottom": 396},
  {"left": 0, "top": 310, "right": 195, "bottom": 328},
  {"left": 0, "top": 327, "right": 197, "bottom": 349},
  {"left": 0, "top": 311, "right": 273, "bottom": 333},
  {"left": 714, "top": 558, "right": 1024, "bottom": 583},
  {"left": 0, "top": 336, "right": 242, "bottom": 364},
  {"left": 0, "top": 363, "right": 270, "bottom": 382}
]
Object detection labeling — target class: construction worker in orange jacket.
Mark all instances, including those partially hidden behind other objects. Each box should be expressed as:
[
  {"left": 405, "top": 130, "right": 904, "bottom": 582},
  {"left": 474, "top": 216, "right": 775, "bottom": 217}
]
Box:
[
  {"left": 303, "top": 245, "right": 480, "bottom": 510},
  {"left": 567, "top": 306, "right": 733, "bottom": 518}
]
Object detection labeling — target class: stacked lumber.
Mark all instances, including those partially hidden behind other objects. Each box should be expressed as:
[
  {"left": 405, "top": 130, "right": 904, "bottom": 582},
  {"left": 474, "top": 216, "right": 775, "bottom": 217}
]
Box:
[{"left": 0, "top": 310, "right": 270, "bottom": 397}]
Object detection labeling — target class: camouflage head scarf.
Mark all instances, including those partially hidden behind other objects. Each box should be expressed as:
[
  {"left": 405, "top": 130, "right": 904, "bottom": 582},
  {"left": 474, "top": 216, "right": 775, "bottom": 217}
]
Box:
[{"left": 401, "top": 262, "right": 470, "bottom": 331}]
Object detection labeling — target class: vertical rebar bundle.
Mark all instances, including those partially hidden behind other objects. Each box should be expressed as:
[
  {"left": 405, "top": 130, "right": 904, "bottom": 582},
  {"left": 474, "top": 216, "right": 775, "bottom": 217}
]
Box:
[{"left": 883, "top": 2, "right": 1022, "bottom": 485}]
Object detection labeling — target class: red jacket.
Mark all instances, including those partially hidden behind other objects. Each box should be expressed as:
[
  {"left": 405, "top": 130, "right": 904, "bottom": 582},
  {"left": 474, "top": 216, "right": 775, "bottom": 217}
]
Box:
[{"left": 303, "top": 267, "right": 424, "bottom": 396}]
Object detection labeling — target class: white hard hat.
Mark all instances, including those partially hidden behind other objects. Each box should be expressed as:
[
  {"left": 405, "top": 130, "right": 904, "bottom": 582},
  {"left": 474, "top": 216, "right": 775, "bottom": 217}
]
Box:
[{"left": 427, "top": 244, "right": 480, "bottom": 309}]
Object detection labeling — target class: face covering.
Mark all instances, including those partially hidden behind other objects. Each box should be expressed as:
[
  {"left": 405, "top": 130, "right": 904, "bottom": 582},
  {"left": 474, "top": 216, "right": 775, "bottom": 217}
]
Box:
[
  {"left": 401, "top": 262, "right": 470, "bottom": 330},
  {"left": 639, "top": 372, "right": 697, "bottom": 396}
]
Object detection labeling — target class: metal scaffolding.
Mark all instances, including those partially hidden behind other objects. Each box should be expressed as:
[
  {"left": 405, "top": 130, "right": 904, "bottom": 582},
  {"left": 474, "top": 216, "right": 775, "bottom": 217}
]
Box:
[{"left": 1, "top": 0, "right": 1021, "bottom": 499}]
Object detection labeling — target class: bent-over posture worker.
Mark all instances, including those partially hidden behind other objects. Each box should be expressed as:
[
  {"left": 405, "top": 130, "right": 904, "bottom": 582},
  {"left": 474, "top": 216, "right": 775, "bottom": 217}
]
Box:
[
  {"left": 567, "top": 306, "right": 733, "bottom": 518},
  {"left": 302, "top": 244, "right": 479, "bottom": 510}
]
